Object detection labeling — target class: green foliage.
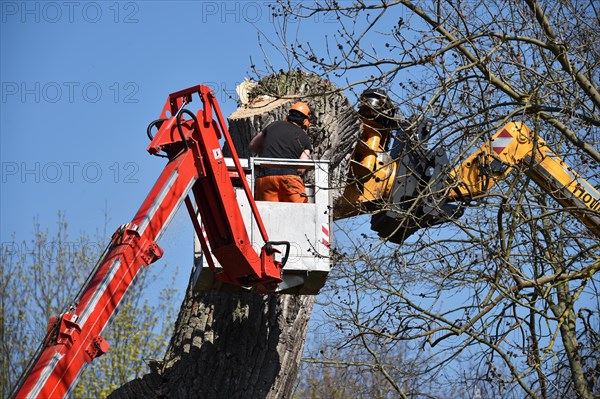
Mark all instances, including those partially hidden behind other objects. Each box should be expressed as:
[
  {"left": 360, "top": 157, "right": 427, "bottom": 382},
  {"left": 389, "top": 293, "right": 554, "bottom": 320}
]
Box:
[
  {"left": 250, "top": 70, "right": 310, "bottom": 98},
  {"left": 250, "top": 70, "right": 337, "bottom": 100},
  {"left": 0, "top": 213, "right": 178, "bottom": 398}
]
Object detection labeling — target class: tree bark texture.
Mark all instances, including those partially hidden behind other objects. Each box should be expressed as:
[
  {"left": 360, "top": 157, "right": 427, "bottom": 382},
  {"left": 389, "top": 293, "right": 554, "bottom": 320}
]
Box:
[
  {"left": 109, "top": 287, "right": 314, "bottom": 399},
  {"left": 109, "top": 72, "right": 361, "bottom": 399},
  {"left": 227, "top": 71, "right": 362, "bottom": 201}
]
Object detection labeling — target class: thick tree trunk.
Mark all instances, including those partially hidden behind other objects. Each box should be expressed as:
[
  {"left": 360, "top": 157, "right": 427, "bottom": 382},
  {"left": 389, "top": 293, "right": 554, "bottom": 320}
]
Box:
[
  {"left": 109, "top": 288, "right": 314, "bottom": 399},
  {"left": 109, "top": 72, "right": 361, "bottom": 399}
]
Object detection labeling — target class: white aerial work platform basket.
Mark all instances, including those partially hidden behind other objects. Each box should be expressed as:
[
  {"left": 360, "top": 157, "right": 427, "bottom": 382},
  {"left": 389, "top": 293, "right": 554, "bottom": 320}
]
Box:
[{"left": 193, "top": 158, "right": 331, "bottom": 295}]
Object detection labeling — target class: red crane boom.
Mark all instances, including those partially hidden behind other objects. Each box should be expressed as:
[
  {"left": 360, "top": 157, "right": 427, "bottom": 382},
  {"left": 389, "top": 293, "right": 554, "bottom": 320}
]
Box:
[{"left": 12, "top": 85, "right": 288, "bottom": 398}]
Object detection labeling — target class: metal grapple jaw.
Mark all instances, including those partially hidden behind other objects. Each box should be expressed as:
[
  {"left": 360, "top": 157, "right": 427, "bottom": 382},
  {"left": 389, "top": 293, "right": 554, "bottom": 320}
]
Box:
[
  {"left": 358, "top": 88, "right": 399, "bottom": 129},
  {"left": 370, "top": 119, "right": 464, "bottom": 244}
]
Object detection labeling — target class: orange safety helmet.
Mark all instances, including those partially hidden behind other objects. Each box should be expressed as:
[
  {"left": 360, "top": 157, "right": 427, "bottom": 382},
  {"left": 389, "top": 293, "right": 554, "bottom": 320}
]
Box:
[{"left": 288, "top": 101, "right": 311, "bottom": 129}]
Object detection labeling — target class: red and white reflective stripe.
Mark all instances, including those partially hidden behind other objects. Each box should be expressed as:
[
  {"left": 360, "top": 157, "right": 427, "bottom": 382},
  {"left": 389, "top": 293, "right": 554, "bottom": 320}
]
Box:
[
  {"left": 138, "top": 170, "right": 179, "bottom": 236},
  {"left": 201, "top": 226, "right": 209, "bottom": 243},
  {"left": 491, "top": 129, "right": 514, "bottom": 155},
  {"left": 321, "top": 224, "right": 329, "bottom": 247},
  {"left": 29, "top": 353, "right": 63, "bottom": 399}
]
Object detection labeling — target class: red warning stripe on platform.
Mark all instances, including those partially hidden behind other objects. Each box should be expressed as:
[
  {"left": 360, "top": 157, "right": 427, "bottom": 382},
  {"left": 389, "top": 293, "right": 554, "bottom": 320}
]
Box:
[{"left": 322, "top": 224, "right": 329, "bottom": 248}]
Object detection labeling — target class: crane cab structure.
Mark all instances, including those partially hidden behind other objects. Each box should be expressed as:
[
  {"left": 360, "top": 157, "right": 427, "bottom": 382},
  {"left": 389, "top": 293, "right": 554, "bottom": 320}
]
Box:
[{"left": 194, "top": 157, "right": 331, "bottom": 295}]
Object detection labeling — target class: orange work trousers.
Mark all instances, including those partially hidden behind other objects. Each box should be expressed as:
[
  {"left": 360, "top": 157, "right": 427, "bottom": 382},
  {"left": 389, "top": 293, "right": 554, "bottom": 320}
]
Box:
[{"left": 254, "top": 175, "right": 308, "bottom": 203}]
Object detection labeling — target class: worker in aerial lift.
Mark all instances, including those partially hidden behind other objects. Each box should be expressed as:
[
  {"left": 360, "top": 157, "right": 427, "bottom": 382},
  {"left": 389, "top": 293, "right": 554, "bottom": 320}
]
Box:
[{"left": 249, "top": 101, "right": 313, "bottom": 203}]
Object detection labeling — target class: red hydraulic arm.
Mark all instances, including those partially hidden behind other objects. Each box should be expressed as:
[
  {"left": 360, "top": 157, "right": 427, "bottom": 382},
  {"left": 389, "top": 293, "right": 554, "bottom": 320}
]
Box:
[{"left": 11, "top": 85, "right": 287, "bottom": 398}]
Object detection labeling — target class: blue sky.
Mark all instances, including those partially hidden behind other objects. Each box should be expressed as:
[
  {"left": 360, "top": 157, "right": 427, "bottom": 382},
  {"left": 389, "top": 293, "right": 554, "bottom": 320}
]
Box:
[
  {"left": 6, "top": 3, "right": 596, "bottom": 393},
  {"left": 1, "top": 1, "right": 331, "bottom": 297},
  {"left": 1, "top": 1, "right": 393, "bottom": 335}
]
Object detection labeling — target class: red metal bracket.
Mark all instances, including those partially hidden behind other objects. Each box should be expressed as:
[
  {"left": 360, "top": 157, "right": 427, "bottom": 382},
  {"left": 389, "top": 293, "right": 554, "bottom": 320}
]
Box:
[
  {"left": 140, "top": 240, "right": 163, "bottom": 266},
  {"left": 54, "top": 313, "right": 82, "bottom": 350},
  {"left": 111, "top": 223, "right": 163, "bottom": 266},
  {"left": 86, "top": 336, "right": 110, "bottom": 362}
]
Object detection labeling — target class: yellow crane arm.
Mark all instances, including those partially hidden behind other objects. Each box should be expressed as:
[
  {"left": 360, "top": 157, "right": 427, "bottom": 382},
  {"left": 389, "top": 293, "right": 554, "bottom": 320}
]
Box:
[
  {"left": 334, "top": 87, "right": 598, "bottom": 243},
  {"left": 449, "top": 122, "right": 600, "bottom": 237}
]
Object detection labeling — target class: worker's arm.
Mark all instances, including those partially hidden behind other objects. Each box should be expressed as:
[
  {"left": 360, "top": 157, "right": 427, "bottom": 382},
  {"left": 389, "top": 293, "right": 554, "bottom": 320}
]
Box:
[
  {"left": 300, "top": 149, "right": 311, "bottom": 160},
  {"left": 249, "top": 131, "right": 265, "bottom": 155},
  {"left": 298, "top": 149, "right": 311, "bottom": 174}
]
